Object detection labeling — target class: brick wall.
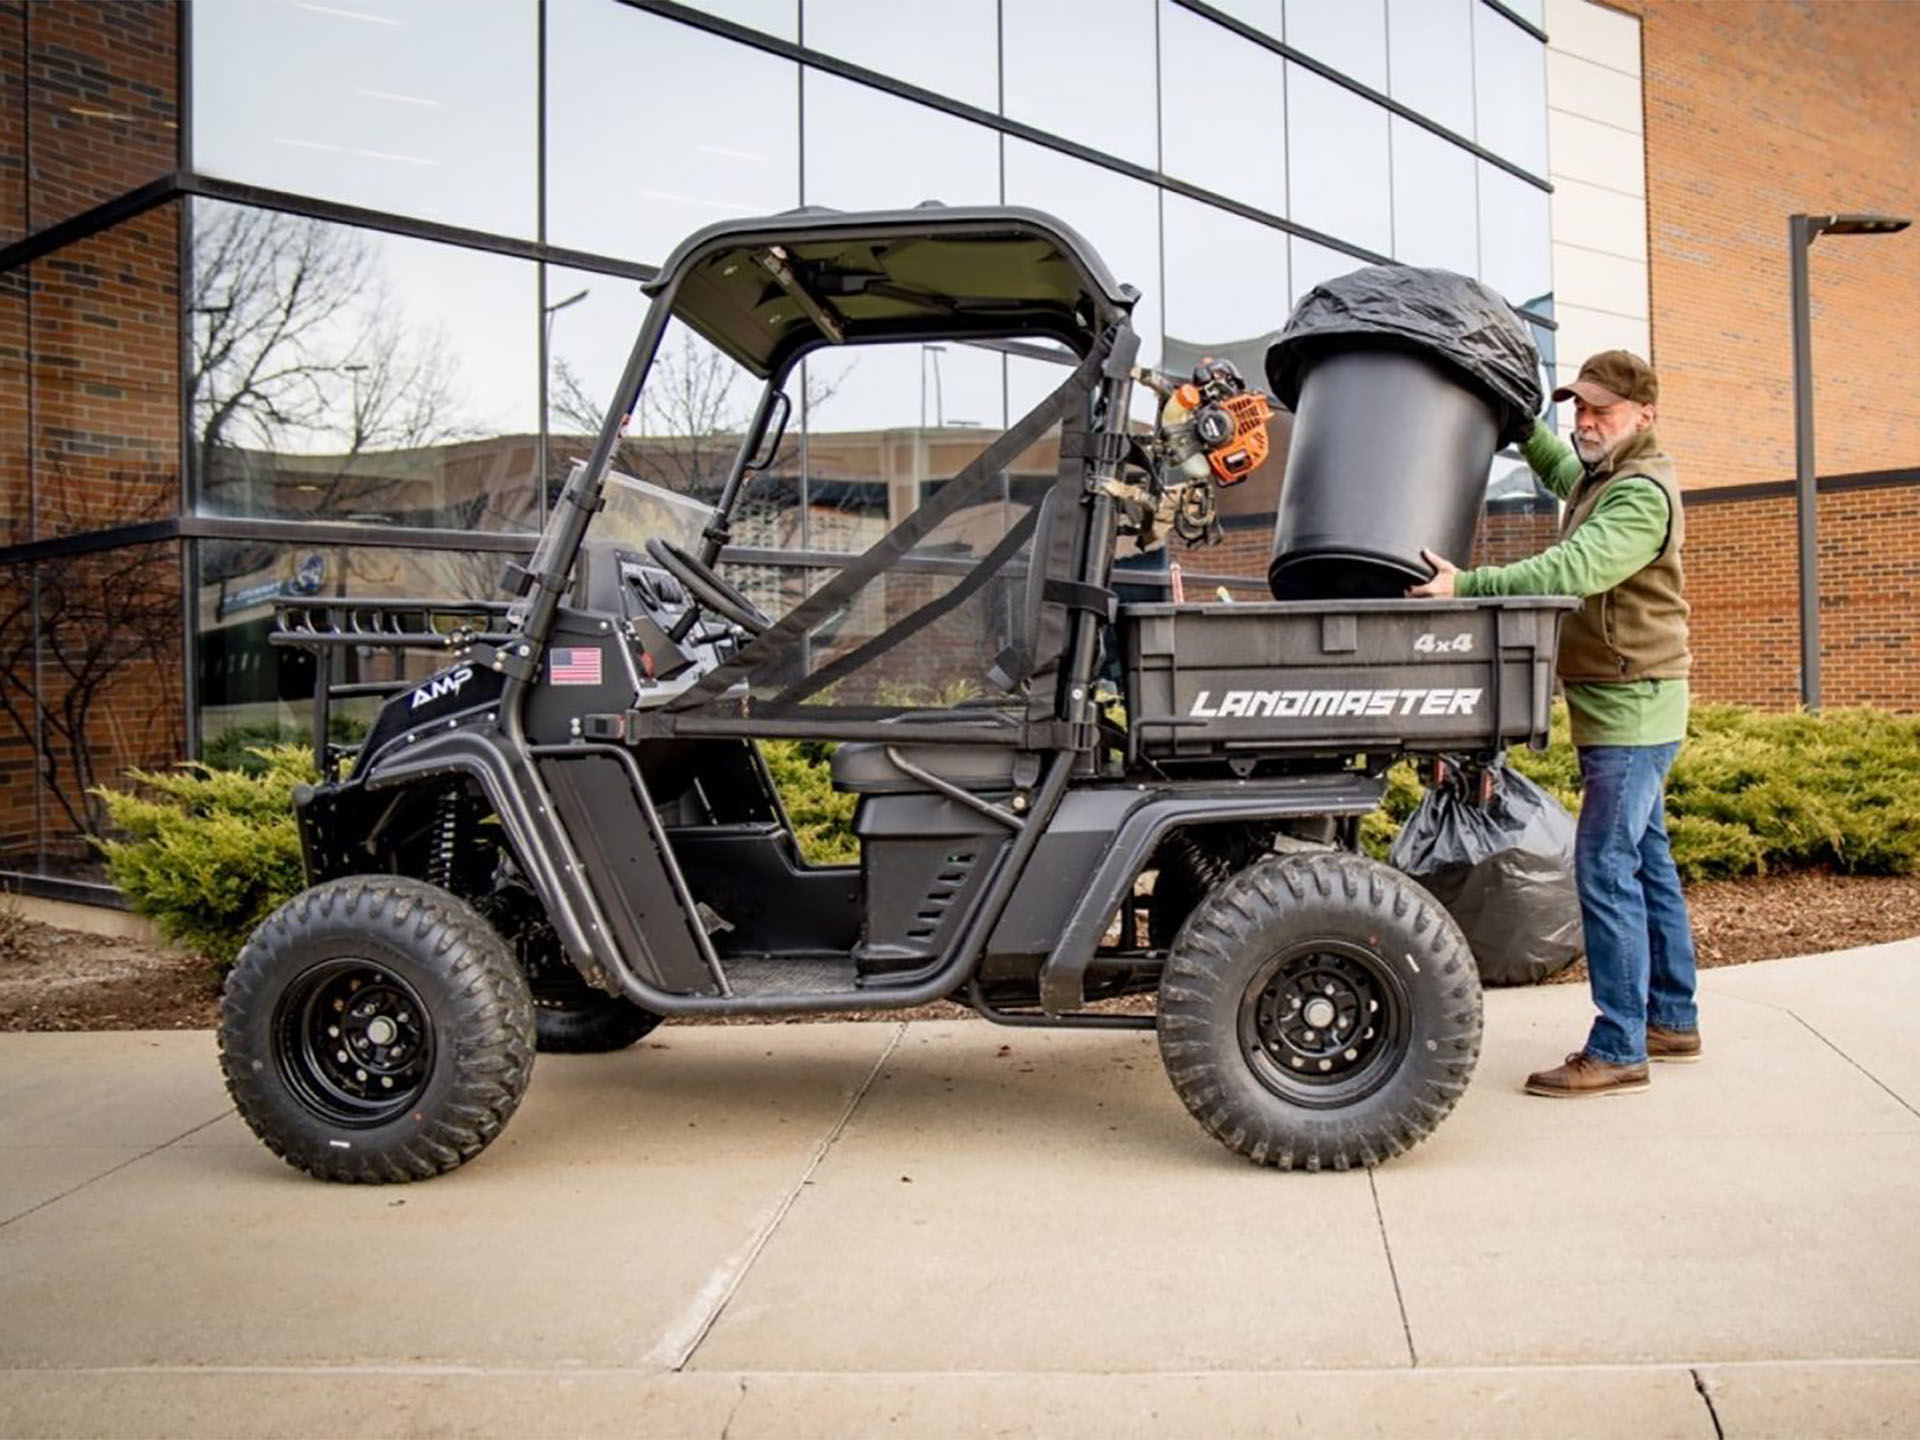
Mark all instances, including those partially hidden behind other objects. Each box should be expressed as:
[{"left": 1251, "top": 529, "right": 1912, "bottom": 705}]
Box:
[{"left": 23, "top": 0, "right": 177, "bottom": 231}]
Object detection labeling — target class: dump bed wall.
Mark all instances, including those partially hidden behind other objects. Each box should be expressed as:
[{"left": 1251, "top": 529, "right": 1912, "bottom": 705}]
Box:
[{"left": 1124, "top": 598, "right": 1574, "bottom": 761}]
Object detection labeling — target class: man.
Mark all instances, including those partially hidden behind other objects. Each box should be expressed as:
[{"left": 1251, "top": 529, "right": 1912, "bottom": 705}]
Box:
[{"left": 1408, "top": 350, "right": 1700, "bottom": 1098}]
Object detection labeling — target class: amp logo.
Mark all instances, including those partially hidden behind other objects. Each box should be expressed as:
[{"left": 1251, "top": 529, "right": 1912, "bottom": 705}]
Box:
[
  {"left": 409, "top": 666, "right": 475, "bottom": 710},
  {"left": 1414, "top": 632, "right": 1474, "bottom": 655}
]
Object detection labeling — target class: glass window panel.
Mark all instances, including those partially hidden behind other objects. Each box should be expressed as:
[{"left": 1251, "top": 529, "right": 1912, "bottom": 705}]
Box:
[
  {"left": 803, "top": 0, "right": 997, "bottom": 112},
  {"left": 1285, "top": 0, "right": 1387, "bottom": 93},
  {"left": 543, "top": 264, "right": 652, "bottom": 494},
  {"left": 1288, "top": 235, "right": 1364, "bottom": 307},
  {"left": 1004, "top": 0, "right": 1158, "bottom": 168},
  {"left": 803, "top": 342, "right": 1007, "bottom": 553},
  {"left": 686, "top": 0, "right": 799, "bottom": 39},
  {"left": 189, "top": 200, "right": 540, "bottom": 531},
  {"left": 1003, "top": 137, "right": 1162, "bottom": 403},
  {"left": 32, "top": 540, "right": 186, "bottom": 879},
  {"left": 192, "top": 0, "right": 536, "bottom": 239},
  {"left": 1284, "top": 66, "right": 1391, "bottom": 257},
  {"left": 1477, "top": 161, "right": 1551, "bottom": 310},
  {"left": 1499, "top": 0, "right": 1545, "bottom": 32},
  {"left": 1390, "top": 118, "right": 1477, "bottom": 274},
  {"left": 1159, "top": 5, "right": 1286, "bottom": 215},
  {"left": 1200, "top": 0, "right": 1285, "bottom": 40},
  {"left": 195, "top": 540, "right": 515, "bottom": 757},
  {"left": 32, "top": 206, "right": 182, "bottom": 538},
  {"left": 803, "top": 71, "right": 1000, "bottom": 211},
  {"left": 1163, "top": 195, "right": 1289, "bottom": 361},
  {"left": 547, "top": 3, "right": 798, "bottom": 265},
  {"left": 27, "top": 1, "right": 177, "bottom": 233},
  {"left": 1472, "top": 5, "right": 1549, "bottom": 175},
  {"left": 1386, "top": 0, "right": 1474, "bottom": 139}
]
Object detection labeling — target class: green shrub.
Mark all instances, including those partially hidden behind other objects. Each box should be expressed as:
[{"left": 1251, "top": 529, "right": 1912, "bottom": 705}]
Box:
[
  {"left": 95, "top": 745, "right": 317, "bottom": 970},
  {"left": 201, "top": 717, "right": 365, "bottom": 774},
  {"left": 760, "top": 739, "right": 860, "bottom": 866},
  {"left": 1369, "top": 702, "right": 1920, "bottom": 882}
]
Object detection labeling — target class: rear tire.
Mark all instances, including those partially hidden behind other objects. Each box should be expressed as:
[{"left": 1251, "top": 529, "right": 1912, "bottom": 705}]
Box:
[
  {"left": 1158, "top": 852, "right": 1480, "bottom": 1170},
  {"left": 219, "top": 876, "right": 536, "bottom": 1183},
  {"left": 531, "top": 967, "right": 662, "bottom": 1053}
]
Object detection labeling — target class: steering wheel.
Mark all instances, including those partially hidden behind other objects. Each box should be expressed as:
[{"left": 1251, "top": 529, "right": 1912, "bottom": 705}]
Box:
[{"left": 645, "top": 537, "right": 773, "bottom": 637}]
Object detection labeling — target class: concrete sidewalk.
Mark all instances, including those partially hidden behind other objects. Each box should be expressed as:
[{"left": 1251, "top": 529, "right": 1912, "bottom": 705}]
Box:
[{"left": 2, "top": 942, "right": 1917, "bottom": 1439}]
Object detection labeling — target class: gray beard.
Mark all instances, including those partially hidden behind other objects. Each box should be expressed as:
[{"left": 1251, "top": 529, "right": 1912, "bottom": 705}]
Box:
[{"left": 1574, "top": 432, "right": 1612, "bottom": 466}]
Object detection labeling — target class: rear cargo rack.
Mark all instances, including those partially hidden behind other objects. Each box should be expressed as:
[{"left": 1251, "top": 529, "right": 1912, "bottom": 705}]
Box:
[
  {"left": 270, "top": 597, "right": 520, "bottom": 774},
  {"left": 1123, "top": 596, "right": 1576, "bottom": 768}
]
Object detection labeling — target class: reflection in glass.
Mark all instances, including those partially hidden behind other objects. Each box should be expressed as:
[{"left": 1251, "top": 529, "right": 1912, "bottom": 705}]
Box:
[
  {"left": 31, "top": 207, "right": 182, "bottom": 538},
  {"left": 1289, "top": 236, "right": 1363, "bottom": 307},
  {"left": 1472, "top": 5, "right": 1549, "bottom": 175},
  {"left": 547, "top": 1, "right": 798, "bottom": 264},
  {"left": 4, "top": 542, "right": 185, "bottom": 879},
  {"left": 1003, "top": 0, "right": 1158, "bottom": 167},
  {"left": 1477, "top": 163, "right": 1551, "bottom": 312},
  {"left": 803, "top": 342, "right": 1006, "bottom": 553},
  {"left": 1285, "top": 0, "right": 1387, "bottom": 91},
  {"left": 1390, "top": 119, "right": 1477, "bottom": 274},
  {"left": 802, "top": 72, "right": 1000, "bottom": 211},
  {"left": 0, "top": 274, "right": 24, "bottom": 542},
  {"left": 1163, "top": 195, "right": 1289, "bottom": 362},
  {"left": 189, "top": 201, "right": 539, "bottom": 531},
  {"left": 1159, "top": 5, "right": 1286, "bottom": 216},
  {"left": 543, "top": 263, "right": 651, "bottom": 491},
  {"left": 1004, "top": 138, "right": 1162, "bottom": 404},
  {"left": 195, "top": 540, "right": 515, "bottom": 756},
  {"left": 1386, "top": 0, "right": 1474, "bottom": 139},
  {"left": 804, "top": 0, "right": 998, "bottom": 112},
  {"left": 1285, "top": 66, "right": 1391, "bottom": 257},
  {"left": 192, "top": 0, "right": 536, "bottom": 238}
]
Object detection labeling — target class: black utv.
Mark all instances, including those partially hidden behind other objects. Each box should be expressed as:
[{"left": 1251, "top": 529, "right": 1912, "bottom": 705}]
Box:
[{"left": 220, "top": 206, "right": 1567, "bottom": 1182}]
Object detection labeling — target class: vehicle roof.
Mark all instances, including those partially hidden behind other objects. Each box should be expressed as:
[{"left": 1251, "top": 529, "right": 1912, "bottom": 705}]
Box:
[{"left": 643, "top": 204, "right": 1138, "bottom": 379}]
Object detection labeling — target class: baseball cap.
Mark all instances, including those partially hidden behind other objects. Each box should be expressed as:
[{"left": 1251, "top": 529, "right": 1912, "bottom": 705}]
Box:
[{"left": 1552, "top": 349, "right": 1658, "bottom": 407}]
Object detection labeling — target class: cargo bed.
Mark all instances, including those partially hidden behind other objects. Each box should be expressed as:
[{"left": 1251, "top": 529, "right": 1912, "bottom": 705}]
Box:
[{"left": 1123, "top": 597, "right": 1576, "bottom": 765}]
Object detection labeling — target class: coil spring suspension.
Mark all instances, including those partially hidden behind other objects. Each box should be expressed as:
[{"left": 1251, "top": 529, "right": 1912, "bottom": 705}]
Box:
[{"left": 427, "top": 789, "right": 463, "bottom": 893}]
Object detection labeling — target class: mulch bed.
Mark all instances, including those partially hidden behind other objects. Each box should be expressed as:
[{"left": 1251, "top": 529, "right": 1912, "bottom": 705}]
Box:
[{"left": 3, "top": 868, "right": 1916, "bottom": 1032}]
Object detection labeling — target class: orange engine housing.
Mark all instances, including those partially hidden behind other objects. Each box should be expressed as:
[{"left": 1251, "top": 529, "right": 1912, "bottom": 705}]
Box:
[{"left": 1207, "top": 391, "right": 1273, "bottom": 485}]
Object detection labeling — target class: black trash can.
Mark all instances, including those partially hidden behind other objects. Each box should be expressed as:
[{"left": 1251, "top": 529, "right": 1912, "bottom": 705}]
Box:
[
  {"left": 1267, "top": 345, "right": 1499, "bottom": 600},
  {"left": 1262, "top": 265, "right": 1543, "bottom": 602}
]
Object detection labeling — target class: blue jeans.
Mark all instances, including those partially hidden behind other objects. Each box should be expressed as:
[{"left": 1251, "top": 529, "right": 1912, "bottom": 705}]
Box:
[{"left": 1575, "top": 743, "right": 1699, "bottom": 1065}]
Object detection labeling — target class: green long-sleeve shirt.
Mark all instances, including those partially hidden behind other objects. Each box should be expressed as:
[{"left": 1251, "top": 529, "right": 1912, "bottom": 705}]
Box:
[{"left": 1455, "top": 422, "right": 1688, "bottom": 747}]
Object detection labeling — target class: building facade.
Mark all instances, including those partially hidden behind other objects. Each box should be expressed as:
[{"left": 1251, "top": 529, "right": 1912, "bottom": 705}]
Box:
[{"left": 1, "top": 0, "right": 1912, "bottom": 896}]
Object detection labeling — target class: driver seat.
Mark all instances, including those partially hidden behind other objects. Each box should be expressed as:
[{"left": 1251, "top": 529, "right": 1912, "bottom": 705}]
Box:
[{"left": 829, "top": 734, "right": 1023, "bottom": 795}]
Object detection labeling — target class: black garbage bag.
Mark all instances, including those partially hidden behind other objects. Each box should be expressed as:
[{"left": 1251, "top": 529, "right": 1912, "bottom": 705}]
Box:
[
  {"left": 1388, "top": 760, "right": 1583, "bottom": 987},
  {"left": 1265, "top": 266, "right": 1543, "bottom": 441}
]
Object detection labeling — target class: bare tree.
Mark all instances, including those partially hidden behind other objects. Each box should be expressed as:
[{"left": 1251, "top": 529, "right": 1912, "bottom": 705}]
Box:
[
  {"left": 189, "top": 205, "right": 478, "bottom": 519},
  {"left": 0, "top": 478, "right": 183, "bottom": 862}
]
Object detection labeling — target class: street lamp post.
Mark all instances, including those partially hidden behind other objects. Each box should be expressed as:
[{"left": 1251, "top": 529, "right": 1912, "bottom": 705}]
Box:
[{"left": 1788, "top": 211, "right": 1910, "bottom": 709}]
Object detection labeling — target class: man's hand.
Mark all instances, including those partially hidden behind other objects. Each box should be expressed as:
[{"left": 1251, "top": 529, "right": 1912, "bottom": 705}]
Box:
[{"left": 1406, "top": 549, "right": 1460, "bottom": 598}]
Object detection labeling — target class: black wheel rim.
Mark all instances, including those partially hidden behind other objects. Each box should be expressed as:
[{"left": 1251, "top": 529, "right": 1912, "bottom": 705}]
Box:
[
  {"left": 273, "top": 960, "right": 435, "bottom": 1128},
  {"left": 1237, "top": 939, "right": 1412, "bottom": 1109}
]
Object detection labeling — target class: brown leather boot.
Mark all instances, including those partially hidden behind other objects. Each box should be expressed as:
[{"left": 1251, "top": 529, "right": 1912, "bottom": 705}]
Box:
[
  {"left": 1524, "top": 1052, "right": 1651, "bottom": 1098},
  {"left": 1647, "top": 1024, "right": 1702, "bottom": 1063}
]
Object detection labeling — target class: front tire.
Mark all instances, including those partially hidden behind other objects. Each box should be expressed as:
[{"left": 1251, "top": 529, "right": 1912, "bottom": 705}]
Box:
[
  {"left": 219, "top": 877, "right": 536, "bottom": 1183},
  {"left": 1158, "top": 852, "right": 1481, "bottom": 1171}
]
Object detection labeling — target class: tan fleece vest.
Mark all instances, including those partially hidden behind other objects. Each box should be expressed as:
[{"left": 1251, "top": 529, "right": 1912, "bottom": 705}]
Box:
[{"left": 1555, "top": 426, "right": 1693, "bottom": 683}]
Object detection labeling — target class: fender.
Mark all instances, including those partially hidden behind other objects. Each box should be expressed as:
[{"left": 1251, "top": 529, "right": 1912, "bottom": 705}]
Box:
[
  {"left": 309, "top": 724, "right": 625, "bottom": 985},
  {"left": 1033, "top": 772, "right": 1387, "bottom": 1016}
]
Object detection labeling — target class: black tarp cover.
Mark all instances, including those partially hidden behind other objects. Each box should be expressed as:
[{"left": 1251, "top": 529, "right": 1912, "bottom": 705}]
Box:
[{"left": 1265, "top": 267, "right": 1544, "bottom": 438}]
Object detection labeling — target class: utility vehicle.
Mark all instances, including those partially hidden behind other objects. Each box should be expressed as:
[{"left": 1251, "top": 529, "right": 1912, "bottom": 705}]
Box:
[{"left": 221, "top": 206, "right": 1568, "bottom": 1182}]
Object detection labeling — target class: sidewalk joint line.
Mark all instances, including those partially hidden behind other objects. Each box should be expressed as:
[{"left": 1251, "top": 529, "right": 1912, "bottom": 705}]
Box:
[
  {"left": 1788, "top": 1009, "right": 1920, "bottom": 1122},
  {"left": 1367, "top": 1169, "right": 1418, "bottom": 1368},
  {"left": 0, "top": 1108, "right": 233, "bottom": 1232},
  {"left": 719, "top": 1375, "right": 748, "bottom": 1439},
  {"left": 652, "top": 1023, "right": 907, "bottom": 1374},
  {"left": 1690, "top": 1367, "right": 1726, "bottom": 1439}
]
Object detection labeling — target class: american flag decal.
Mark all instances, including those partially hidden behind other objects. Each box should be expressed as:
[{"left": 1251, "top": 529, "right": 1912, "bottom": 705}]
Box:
[{"left": 549, "top": 647, "right": 603, "bottom": 686}]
